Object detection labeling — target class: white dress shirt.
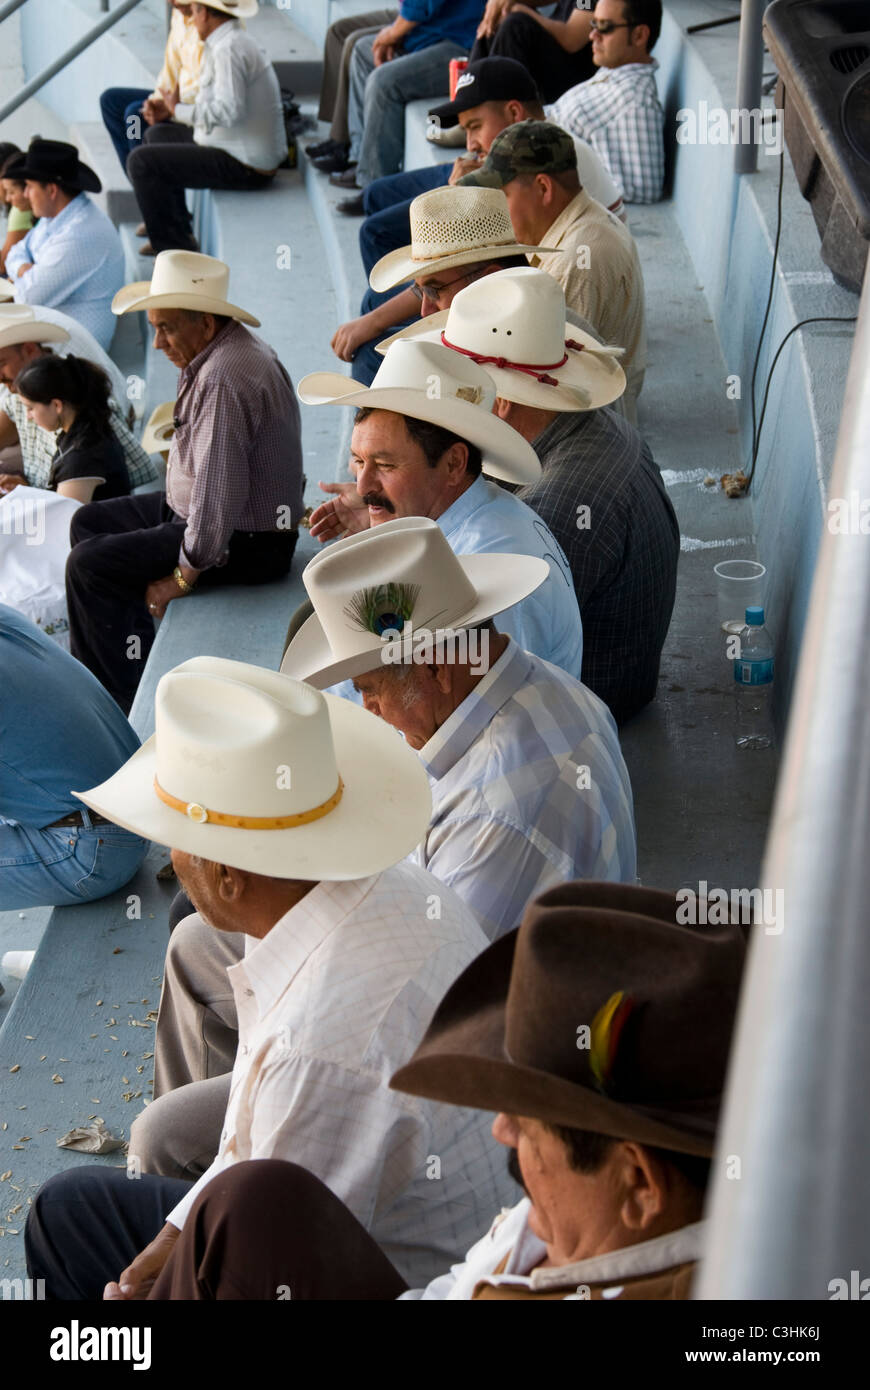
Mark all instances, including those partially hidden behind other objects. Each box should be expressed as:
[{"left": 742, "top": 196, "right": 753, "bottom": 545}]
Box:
[
  {"left": 414, "top": 637, "right": 637, "bottom": 941},
  {"left": 402, "top": 1198, "right": 706, "bottom": 1299},
  {"left": 164, "top": 862, "right": 517, "bottom": 1285},
  {"left": 175, "top": 20, "right": 286, "bottom": 173}
]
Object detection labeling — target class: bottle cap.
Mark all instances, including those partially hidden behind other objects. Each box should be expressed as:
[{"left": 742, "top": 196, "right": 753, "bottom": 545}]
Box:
[{"left": 745, "top": 606, "right": 764, "bottom": 625}]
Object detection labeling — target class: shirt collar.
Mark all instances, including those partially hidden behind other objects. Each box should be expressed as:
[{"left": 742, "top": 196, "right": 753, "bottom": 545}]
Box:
[
  {"left": 537, "top": 191, "right": 592, "bottom": 252},
  {"left": 227, "top": 876, "right": 377, "bottom": 1019},
  {"left": 419, "top": 637, "right": 532, "bottom": 780},
  {"left": 179, "top": 318, "right": 240, "bottom": 384},
  {"left": 527, "top": 1221, "right": 706, "bottom": 1292},
  {"left": 592, "top": 57, "right": 659, "bottom": 83},
  {"left": 205, "top": 19, "right": 238, "bottom": 50},
  {"left": 532, "top": 410, "right": 589, "bottom": 455},
  {"left": 46, "top": 193, "right": 87, "bottom": 231},
  {"left": 435, "top": 473, "right": 490, "bottom": 536}
]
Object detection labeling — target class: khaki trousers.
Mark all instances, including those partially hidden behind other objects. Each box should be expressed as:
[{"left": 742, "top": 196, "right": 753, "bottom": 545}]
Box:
[
  {"left": 318, "top": 9, "right": 397, "bottom": 143},
  {"left": 129, "top": 912, "right": 241, "bottom": 1180}
]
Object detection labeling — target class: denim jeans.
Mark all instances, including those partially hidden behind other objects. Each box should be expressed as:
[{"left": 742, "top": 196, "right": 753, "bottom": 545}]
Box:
[
  {"left": 99, "top": 86, "right": 153, "bottom": 175},
  {"left": 347, "top": 36, "right": 467, "bottom": 184},
  {"left": 360, "top": 162, "right": 450, "bottom": 291},
  {"left": 0, "top": 813, "right": 148, "bottom": 911}
]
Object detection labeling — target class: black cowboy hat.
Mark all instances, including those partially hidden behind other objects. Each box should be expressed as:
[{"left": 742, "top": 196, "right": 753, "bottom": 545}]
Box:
[{"left": 5, "top": 139, "right": 101, "bottom": 194}]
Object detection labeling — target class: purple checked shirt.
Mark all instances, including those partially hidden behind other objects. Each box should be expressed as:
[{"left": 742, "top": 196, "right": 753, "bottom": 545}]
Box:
[{"left": 166, "top": 320, "right": 304, "bottom": 571}]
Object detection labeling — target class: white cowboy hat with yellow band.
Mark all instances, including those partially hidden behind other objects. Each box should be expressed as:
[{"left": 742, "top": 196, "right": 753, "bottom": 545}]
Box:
[
  {"left": 369, "top": 185, "right": 561, "bottom": 294},
  {"left": 377, "top": 267, "right": 626, "bottom": 412},
  {"left": 112, "top": 250, "right": 260, "bottom": 326},
  {"left": 75, "top": 656, "right": 431, "bottom": 880},
  {"left": 297, "top": 338, "right": 541, "bottom": 486}
]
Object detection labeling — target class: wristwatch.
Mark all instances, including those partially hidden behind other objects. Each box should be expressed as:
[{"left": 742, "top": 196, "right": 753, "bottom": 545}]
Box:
[{"left": 173, "top": 566, "right": 195, "bottom": 595}]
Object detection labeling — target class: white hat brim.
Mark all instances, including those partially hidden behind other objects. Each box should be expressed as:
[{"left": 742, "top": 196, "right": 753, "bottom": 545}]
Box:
[
  {"left": 0, "top": 279, "right": 15, "bottom": 303},
  {"left": 141, "top": 400, "right": 176, "bottom": 455},
  {"left": 0, "top": 321, "right": 70, "bottom": 350},
  {"left": 370, "top": 242, "right": 562, "bottom": 294},
  {"left": 374, "top": 313, "right": 626, "bottom": 413},
  {"left": 280, "top": 552, "right": 549, "bottom": 689},
  {"left": 296, "top": 376, "right": 540, "bottom": 486},
  {"left": 112, "top": 281, "right": 260, "bottom": 327},
  {"left": 75, "top": 693, "right": 431, "bottom": 881}
]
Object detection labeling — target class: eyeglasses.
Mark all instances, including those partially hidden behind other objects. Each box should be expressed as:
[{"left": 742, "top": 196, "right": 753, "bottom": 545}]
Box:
[
  {"left": 410, "top": 268, "right": 482, "bottom": 306},
  {"left": 589, "top": 20, "right": 632, "bottom": 35}
]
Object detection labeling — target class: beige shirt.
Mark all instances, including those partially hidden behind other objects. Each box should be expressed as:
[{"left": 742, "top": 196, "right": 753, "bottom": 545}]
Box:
[
  {"left": 530, "top": 190, "right": 647, "bottom": 415},
  {"left": 151, "top": 6, "right": 202, "bottom": 106}
]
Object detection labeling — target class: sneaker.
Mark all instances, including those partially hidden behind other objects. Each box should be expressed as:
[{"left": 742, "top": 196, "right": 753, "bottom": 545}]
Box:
[
  {"left": 329, "top": 168, "right": 362, "bottom": 190},
  {"left": 305, "top": 138, "right": 342, "bottom": 159},
  {"left": 312, "top": 148, "right": 353, "bottom": 174},
  {"left": 336, "top": 194, "right": 366, "bottom": 217}
]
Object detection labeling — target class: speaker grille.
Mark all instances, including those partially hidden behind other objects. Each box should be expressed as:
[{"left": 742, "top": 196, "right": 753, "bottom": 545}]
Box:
[{"left": 830, "top": 44, "right": 870, "bottom": 75}]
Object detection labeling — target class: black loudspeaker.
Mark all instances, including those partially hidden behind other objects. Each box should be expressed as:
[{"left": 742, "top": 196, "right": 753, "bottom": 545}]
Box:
[{"left": 764, "top": 0, "right": 870, "bottom": 293}]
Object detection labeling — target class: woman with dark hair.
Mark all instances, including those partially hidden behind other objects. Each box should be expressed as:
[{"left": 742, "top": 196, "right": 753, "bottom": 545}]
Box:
[{"left": 12, "top": 354, "right": 130, "bottom": 503}]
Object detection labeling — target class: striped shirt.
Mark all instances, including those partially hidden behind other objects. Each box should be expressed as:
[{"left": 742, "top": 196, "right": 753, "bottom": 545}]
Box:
[
  {"left": 529, "top": 189, "right": 647, "bottom": 416},
  {"left": 164, "top": 863, "right": 517, "bottom": 1286},
  {"left": 166, "top": 320, "right": 304, "bottom": 571},
  {"left": 518, "top": 407, "right": 679, "bottom": 724},
  {"left": 414, "top": 638, "right": 637, "bottom": 941},
  {"left": 546, "top": 60, "right": 665, "bottom": 205},
  {"left": 6, "top": 194, "right": 125, "bottom": 351}
]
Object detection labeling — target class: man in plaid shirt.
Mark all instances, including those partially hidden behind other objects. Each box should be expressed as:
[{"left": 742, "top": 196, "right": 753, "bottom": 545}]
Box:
[{"left": 546, "top": 0, "right": 665, "bottom": 204}]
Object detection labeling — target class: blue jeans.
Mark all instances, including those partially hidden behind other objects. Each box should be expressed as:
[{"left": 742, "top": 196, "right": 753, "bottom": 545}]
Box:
[
  {"left": 348, "top": 36, "right": 466, "bottom": 184},
  {"left": 360, "top": 162, "right": 451, "bottom": 292},
  {"left": 99, "top": 86, "right": 154, "bottom": 176},
  {"left": 0, "top": 813, "right": 148, "bottom": 911}
]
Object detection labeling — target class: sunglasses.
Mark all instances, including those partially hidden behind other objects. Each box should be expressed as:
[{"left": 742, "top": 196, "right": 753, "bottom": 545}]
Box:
[{"left": 590, "top": 20, "right": 632, "bottom": 35}]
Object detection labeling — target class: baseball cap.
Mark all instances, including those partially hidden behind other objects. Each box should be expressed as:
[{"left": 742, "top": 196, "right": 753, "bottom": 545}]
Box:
[
  {"left": 428, "top": 58, "right": 540, "bottom": 127},
  {"left": 457, "top": 120, "right": 578, "bottom": 190}
]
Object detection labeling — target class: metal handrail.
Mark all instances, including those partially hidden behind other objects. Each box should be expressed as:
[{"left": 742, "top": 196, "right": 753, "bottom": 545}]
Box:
[
  {"left": 734, "top": 0, "right": 767, "bottom": 174},
  {"left": 697, "top": 264, "right": 870, "bottom": 1298},
  {"left": 0, "top": 0, "right": 147, "bottom": 125},
  {"left": 0, "top": 0, "right": 28, "bottom": 24}
]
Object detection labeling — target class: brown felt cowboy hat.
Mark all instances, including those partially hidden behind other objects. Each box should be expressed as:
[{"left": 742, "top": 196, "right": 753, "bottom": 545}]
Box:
[{"left": 390, "top": 881, "right": 746, "bottom": 1156}]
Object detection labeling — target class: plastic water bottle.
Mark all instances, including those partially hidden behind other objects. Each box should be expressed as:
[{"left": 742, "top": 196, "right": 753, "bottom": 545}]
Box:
[{"left": 734, "top": 606, "right": 774, "bottom": 749}]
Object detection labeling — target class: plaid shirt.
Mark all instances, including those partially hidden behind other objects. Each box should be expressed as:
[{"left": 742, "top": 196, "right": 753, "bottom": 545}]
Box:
[
  {"left": 518, "top": 409, "right": 679, "bottom": 724},
  {"left": 546, "top": 60, "right": 665, "bottom": 205},
  {"left": 167, "top": 320, "right": 304, "bottom": 571},
  {"left": 415, "top": 638, "right": 637, "bottom": 941},
  {"left": 0, "top": 386, "right": 156, "bottom": 491}
]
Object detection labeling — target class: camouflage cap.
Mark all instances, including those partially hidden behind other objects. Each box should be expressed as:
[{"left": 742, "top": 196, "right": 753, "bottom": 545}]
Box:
[{"left": 457, "top": 120, "right": 578, "bottom": 191}]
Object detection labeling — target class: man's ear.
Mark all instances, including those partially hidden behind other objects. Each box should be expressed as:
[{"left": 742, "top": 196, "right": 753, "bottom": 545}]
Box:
[
  {"left": 215, "top": 862, "right": 249, "bottom": 902},
  {"left": 617, "top": 1142, "right": 669, "bottom": 1231},
  {"left": 505, "top": 99, "right": 527, "bottom": 125},
  {"left": 432, "top": 659, "right": 455, "bottom": 696},
  {"left": 443, "top": 440, "right": 471, "bottom": 483},
  {"left": 538, "top": 173, "right": 556, "bottom": 207}
]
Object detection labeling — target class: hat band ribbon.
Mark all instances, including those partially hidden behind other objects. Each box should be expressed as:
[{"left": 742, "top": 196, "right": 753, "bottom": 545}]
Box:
[
  {"left": 410, "top": 235, "right": 517, "bottom": 263},
  {"left": 442, "top": 333, "right": 586, "bottom": 388},
  {"left": 153, "top": 776, "right": 344, "bottom": 829}
]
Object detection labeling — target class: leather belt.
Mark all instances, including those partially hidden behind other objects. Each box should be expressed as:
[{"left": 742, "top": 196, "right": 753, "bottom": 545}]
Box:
[{"left": 46, "top": 809, "right": 113, "bottom": 830}]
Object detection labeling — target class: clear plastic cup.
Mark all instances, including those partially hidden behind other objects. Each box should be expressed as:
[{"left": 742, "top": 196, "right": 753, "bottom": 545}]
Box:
[
  {"left": 714, "top": 560, "right": 766, "bottom": 635},
  {"left": 2, "top": 950, "right": 35, "bottom": 980}
]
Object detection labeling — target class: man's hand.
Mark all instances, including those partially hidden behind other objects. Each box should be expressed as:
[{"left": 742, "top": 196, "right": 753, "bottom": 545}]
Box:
[
  {"left": 160, "top": 85, "right": 180, "bottom": 117},
  {"left": 144, "top": 574, "right": 184, "bottom": 620},
  {"left": 331, "top": 317, "right": 373, "bottom": 363},
  {"left": 0, "top": 473, "right": 23, "bottom": 494},
  {"left": 16, "top": 263, "right": 33, "bottom": 278},
  {"left": 143, "top": 95, "right": 170, "bottom": 125},
  {"left": 372, "top": 24, "right": 399, "bottom": 66},
  {"left": 308, "top": 481, "right": 370, "bottom": 544},
  {"left": 477, "top": 0, "right": 515, "bottom": 40},
  {"left": 103, "top": 1223, "right": 180, "bottom": 1301},
  {"left": 448, "top": 154, "right": 482, "bottom": 185}
]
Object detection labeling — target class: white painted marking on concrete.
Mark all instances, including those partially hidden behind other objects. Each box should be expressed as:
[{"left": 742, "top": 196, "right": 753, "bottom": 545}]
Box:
[
  {"left": 680, "top": 536, "right": 754, "bottom": 552},
  {"left": 782, "top": 270, "right": 835, "bottom": 285},
  {"left": 661, "top": 468, "right": 714, "bottom": 487}
]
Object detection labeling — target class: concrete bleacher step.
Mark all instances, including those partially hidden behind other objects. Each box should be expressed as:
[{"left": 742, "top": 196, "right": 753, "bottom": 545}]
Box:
[{"left": 69, "top": 121, "right": 140, "bottom": 226}]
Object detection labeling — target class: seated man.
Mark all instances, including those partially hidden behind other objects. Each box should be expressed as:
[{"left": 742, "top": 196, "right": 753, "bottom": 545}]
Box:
[
  {"left": 122, "top": 516, "right": 633, "bottom": 1185},
  {"left": 3, "top": 140, "right": 125, "bottom": 351},
  {"left": 338, "top": 1, "right": 482, "bottom": 192},
  {"left": 95, "top": 879, "right": 745, "bottom": 1300},
  {"left": 100, "top": 0, "right": 203, "bottom": 191},
  {"left": 382, "top": 268, "right": 679, "bottom": 722},
  {"left": 0, "top": 604, "right": 147, "bottom": 911},
  {"left": 66, "top": 252, "right": 304, "bottom": 714},
  {"left": 461, "top": 120, "right": 647, "bottom": 421},
  {"left": 307, "top": 7, "right": 398, "bottom": 174},
  {"left": 547, "top": 0, "right": 665, "bottom": 205},
  {"left": 471, "top": 0, "right": 594, "bottom": 103},
  {"left": 25, "top": 656, "right": 516, "bottom": 1295},
  {"left": 302, "top": 337, "right": 585, "bottom": 680},
  {"left": 127, "top": 1, "right": 286, "bottom": 256},
  {"left": 0, "top": 305, "right": 158, "bottom": 495}
]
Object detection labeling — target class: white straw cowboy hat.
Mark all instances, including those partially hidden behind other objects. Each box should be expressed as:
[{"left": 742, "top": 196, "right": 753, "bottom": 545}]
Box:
[
  {"left": 75, "top": 656, "right": 431, "bottom": 880},
  {"left": 369, "top": 185, "right": 561, "bottom": 293},
  {"left": 280, "top": 516, "right": 548, "bottom": 689},
  {"left": 298, "top": 339, "right": 541, "bottom": 486},
  {"left": 112, "top": 250, "right": 260, "bottom": 325},
  {"left": 197, "top": 0, "right": 258, "bottom": 18},
  {"left": 0, "top": 304, "right": 70, "bottom": 350},
  {"left": 376, "top": 267, "right": 626, "bottom": 412},
  {"left": 0, "top": 278, "right": 16, "bottom": 304},
  {"left": 141, "top": 401, "right": 176, "bottom": 456}
]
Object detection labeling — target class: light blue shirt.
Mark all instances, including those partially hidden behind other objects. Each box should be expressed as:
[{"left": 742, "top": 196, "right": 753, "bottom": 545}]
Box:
[
  {"left": 437, "top": 474, "right": 583, "bottom": 678},
  {"left": 7, "top": 194, "right": 125, "bottom": 351}
]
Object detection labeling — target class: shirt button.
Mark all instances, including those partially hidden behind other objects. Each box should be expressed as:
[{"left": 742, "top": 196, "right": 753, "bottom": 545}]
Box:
[
  {"left": 245, "top": 988, "right": 254, "bottom": 997},
  {"left": 240, "top": 1043, "right": 249, "bottom": 1055}
]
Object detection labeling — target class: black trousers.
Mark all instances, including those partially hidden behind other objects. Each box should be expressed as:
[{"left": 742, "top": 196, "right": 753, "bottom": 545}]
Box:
[
  {"left": 26, "top": 1162, "right": 409, "bottom": 1301},
  {"left": 471, "top": 12, "right": 595, "bottom": 104},
  {"left": 65, "top": 491, "right": 297, "bottom": 714},
  {"left": 126, "top": 123, "right": 275, "bottom": 254}
]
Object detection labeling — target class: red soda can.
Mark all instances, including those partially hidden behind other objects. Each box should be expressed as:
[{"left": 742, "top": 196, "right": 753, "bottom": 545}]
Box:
[{"left": 449, "top": 58, "right": 469, "bottom": 101}]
